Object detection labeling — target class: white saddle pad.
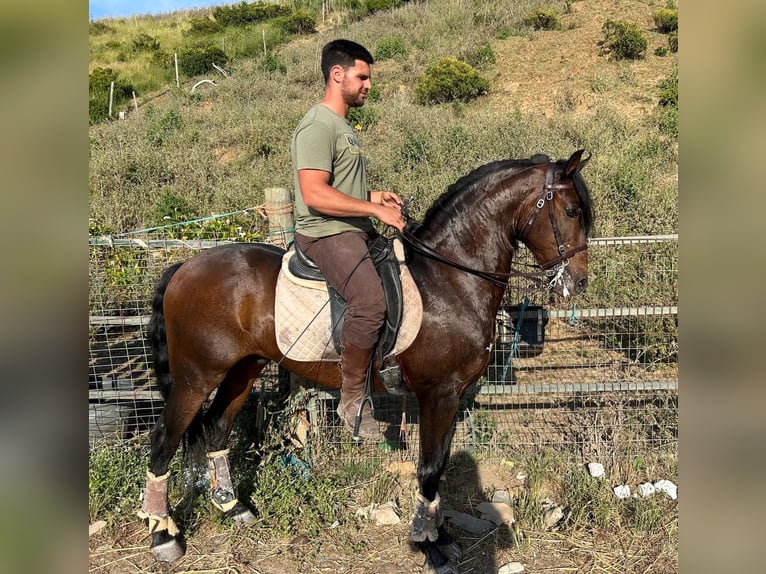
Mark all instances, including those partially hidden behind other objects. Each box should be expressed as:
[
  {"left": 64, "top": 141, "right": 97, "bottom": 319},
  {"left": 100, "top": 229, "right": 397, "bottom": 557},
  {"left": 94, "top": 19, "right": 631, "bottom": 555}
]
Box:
[{"left": 274, "top": 241, "right": 423, "bottom": 362}]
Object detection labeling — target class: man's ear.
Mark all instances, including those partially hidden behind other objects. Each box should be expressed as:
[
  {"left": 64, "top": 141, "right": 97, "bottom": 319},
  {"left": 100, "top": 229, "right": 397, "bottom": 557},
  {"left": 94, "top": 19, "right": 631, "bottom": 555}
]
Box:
[{"left": 330, "top": 64, "right": 345, "bottom": 83}]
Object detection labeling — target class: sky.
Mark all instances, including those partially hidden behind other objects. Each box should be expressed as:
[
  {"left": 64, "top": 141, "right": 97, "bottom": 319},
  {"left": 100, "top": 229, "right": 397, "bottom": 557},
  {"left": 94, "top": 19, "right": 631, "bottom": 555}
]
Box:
[{"left": 89, "top": 0, "right": 235, "bottom": 20}]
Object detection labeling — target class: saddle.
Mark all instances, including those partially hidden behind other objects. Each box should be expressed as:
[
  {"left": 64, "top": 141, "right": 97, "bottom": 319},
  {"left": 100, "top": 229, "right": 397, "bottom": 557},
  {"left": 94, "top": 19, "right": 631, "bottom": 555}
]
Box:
[{"left": 277, "top": 236, "right": 422, "bottom": 394}]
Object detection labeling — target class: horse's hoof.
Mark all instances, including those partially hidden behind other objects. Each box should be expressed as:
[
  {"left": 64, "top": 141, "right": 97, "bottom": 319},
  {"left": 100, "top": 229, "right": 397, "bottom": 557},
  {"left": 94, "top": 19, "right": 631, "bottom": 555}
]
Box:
[
  {"left": 151, "top": 537, "right": 185, "bottom": 562},
  {"left": 422, "top": 562, "right": 459, "bottom": 574},
  {"left": 231, "top": 506, "right": 256, "bottom": 526},
  {"left": 225, "top": 502, "right": 256, "bottom": 526},
  {"left": 439, "top": 541, "right": 462, "bottom": 564}
]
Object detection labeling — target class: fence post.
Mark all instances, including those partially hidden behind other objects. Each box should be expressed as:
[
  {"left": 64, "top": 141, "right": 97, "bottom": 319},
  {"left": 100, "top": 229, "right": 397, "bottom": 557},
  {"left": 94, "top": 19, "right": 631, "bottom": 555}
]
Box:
[{"left": 264, "top": 187, "right": 294, "bottom": 248}]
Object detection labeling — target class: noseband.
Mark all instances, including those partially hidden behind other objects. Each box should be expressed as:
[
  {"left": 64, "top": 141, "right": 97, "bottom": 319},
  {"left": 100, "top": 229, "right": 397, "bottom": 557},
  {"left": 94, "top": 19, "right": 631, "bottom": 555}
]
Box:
[
  {"left": 399, "top": 162, "right": 588, "bottom": 288},
  {"left": 518, "top": 164, "right": 589, "bottom": 280}
]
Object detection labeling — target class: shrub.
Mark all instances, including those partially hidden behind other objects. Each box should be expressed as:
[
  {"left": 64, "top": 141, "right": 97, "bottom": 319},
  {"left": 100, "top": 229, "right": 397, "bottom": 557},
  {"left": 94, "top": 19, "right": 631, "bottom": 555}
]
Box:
[
  {"left": 415, "top": 57, "right": 490, "bottom": 105},
  {"left": 466, "top": 43, "right": 496, "bottom": 68},
  {"left": 653, "top": 8, "right": 678, "bottom": 33},
  {"left": 522, "top": 9, "right": 562, "bottom": 31},
  {"left": 658, "top": 67, "right": 678, "bottom": 137},
  {"left": 365, "top": 0, "right": 403, "bottom": 13},
  {"left": 178, "top": 45, "right": 228, "bottom": 77},
  {"left": 348, "top": 105, "right": 380, "bottom": 131},
  {"left": 89, "top": 67, "right": 133, "bottom": 124},
  {"left": 259, "top": 52, "right": 287, "bottom": 74},
  {"left": 131, "top": 33, "right": 160, "bottom": 53},
  {"left": 274, "top": 11, "right": 316, "bottom": 35},
  {"left": 153, "top": 189, "right": 194, "bottom": 225},
  {"left": 601, "top": 19, "right": 647, "bottom": 60},
  {"left": 187, "top": 17, "right": 225, "bottom": 35},
  {"left": 375, "top": 36, "right": 407, "bottom": 61},
  {"left": 668, "top": 31, "right": 678, "bottom": 53},
  {"left": 213, "top": 1, "right": 289, "bottom": 26},
  {"left": 89, "top": 21, "right": 114, "bottom": 36}
]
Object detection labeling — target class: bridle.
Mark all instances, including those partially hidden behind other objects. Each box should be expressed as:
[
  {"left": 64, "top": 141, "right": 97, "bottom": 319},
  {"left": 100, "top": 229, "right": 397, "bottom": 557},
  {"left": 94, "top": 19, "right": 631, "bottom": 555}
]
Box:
[
  {"left": 518, "top": 163, "right": 589, "bottom": 281},
  {"left": 398, "top": 162, "right": 589, "bottom": 289}
]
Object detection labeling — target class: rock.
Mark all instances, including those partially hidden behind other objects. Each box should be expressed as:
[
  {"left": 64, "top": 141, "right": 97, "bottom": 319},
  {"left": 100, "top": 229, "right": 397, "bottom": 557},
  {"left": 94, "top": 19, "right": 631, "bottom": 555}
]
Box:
[
  {"left": 613, "top": 484, "right": 631, "bottom": 499},
  {"left": 542, "top": 505, "right": 564, "bottom": 529},
  {"left": 587, "top": 462, "right": 605, "bottom": 478},
  {"left": 654, "top": 479, "right": 678, "bottom": 500},
  {"left": 443, "top": 509, "right": 495, "bottom": 534},
  {"left": 89, "top": 520, "right": 107, "bottom": 537},
  {"left": 476, "top": 501, "right": 515, "bottom": 525},
  {"left": 492, "top": 490, "right": 512, "bottom": 505},
  {"left": 374, "top": 502, "right": 401, "bottom": 526},
  {"left": 637, "top": 482, "right": 656, "bottom": 497},
  {"left": 498, "top": 561, "right": 525, "bottom": 574},
  {"left": 356, "top": 502, "right": 401, "bottom": 525}
]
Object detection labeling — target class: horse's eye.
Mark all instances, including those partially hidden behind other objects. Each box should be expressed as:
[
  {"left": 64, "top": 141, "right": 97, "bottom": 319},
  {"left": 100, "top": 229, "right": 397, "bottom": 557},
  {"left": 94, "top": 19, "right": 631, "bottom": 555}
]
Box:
[{"left": 565, "top": 208, "right": 580, "bottom": 218}]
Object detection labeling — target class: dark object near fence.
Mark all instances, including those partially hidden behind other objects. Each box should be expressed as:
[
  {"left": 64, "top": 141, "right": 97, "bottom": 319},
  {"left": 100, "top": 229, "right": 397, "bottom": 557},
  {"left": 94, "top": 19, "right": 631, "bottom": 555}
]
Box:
[
  {"left": 138, "top": 151, "right": 595, "bottom": 571},
  {"left": 487, "top": 305, "right": 549, "bottom": 383}
]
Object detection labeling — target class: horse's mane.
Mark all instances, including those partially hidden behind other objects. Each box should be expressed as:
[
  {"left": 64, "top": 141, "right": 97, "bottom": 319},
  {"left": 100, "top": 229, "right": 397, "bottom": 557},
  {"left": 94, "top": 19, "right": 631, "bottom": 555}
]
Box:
[{"left": 415, "top": 154, "right": 594, "bottom": 236}]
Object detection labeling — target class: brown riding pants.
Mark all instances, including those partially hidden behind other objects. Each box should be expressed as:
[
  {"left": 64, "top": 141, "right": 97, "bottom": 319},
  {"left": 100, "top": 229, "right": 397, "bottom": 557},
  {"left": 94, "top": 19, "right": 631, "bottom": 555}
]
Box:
[{"left": 295, "top": 231, "right": 385, "bottom": 349}]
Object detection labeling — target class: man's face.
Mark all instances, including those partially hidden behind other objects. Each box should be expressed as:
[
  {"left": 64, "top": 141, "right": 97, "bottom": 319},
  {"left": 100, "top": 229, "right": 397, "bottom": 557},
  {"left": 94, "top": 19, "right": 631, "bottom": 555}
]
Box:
[{"left": 340, "top": 59, "right": 372, "bottom": 108}]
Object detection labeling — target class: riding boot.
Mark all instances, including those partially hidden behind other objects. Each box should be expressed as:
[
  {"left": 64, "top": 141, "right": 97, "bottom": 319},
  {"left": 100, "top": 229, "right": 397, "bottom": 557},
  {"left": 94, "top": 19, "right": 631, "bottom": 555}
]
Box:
[{"left": 337, "top": 342, "right": 381, "bottom": 440}]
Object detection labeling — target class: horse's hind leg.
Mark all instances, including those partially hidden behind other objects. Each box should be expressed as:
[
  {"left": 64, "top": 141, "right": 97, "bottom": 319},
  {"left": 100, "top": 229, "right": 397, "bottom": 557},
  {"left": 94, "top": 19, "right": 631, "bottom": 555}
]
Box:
[
  {"left": 140, "top": 384, "right": 210, "bottom": 562},
  {"left": 201, "top": 357, "right": 267, "bottom": 526},
  {"left": 411, "top": 388, "right": 463, "bottom": 573}
]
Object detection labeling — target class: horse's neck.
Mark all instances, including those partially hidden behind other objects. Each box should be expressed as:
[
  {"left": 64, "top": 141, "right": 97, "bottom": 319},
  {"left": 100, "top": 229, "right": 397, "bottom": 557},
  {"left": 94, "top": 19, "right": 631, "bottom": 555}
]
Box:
[{"left": 418, "top": 180, "right": 527, "bottom": 278}]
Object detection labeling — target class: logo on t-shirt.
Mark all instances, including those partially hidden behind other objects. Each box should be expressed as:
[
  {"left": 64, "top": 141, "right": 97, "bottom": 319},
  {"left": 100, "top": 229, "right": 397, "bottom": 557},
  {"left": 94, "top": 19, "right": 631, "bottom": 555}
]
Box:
[{"left": 344, "top": 133, "right": 365, "bottom": 156}]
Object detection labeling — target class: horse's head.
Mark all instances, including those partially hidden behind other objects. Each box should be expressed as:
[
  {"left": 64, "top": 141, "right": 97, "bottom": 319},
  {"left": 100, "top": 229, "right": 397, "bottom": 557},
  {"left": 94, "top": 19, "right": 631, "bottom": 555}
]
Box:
[{"left": 518, "top": 150, "right": 594, "bottom": 299}]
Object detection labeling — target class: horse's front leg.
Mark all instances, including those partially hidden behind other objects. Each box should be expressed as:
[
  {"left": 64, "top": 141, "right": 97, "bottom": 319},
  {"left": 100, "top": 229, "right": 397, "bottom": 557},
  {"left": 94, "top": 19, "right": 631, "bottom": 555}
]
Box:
[{"left": 411, "top": 387, "right": 463, "bottom": 573}]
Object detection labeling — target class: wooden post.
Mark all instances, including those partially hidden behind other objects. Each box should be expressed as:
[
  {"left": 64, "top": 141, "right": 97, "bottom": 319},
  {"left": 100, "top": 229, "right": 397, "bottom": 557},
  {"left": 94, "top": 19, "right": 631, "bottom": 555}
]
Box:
[
  {"left": 132, "top": 90, "right": 138, "bottom": 111},
  {"left": 262, "top": 29, "right": 267, "bottom": 56},
  {"left": 108, "top": 80, "right": 114, "bottom": 117},
  {"left": 264, "top": 187, "right": 294, "bottom": 248},
  {"left": 174, "top": 53, "right": 180, "bottom": 88}
]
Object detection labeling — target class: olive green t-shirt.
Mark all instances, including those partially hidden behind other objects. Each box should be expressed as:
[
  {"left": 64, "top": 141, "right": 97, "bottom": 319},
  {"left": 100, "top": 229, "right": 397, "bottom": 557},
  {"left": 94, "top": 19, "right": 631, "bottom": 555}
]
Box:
[{"left": 291, "top": 104, "right": 374, "bottom": 237}]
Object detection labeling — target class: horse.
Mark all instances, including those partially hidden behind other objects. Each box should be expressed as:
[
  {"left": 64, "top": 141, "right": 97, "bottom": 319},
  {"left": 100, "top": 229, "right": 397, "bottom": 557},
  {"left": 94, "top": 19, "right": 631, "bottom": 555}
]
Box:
[{"left": 139, "top": 150, "right": 595, "bottom": 572}]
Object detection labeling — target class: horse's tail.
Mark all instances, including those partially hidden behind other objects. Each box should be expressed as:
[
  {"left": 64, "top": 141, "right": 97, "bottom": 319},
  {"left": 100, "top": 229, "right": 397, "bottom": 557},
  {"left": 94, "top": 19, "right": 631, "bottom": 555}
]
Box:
[{"left": 148, "top": 262, "right": 184, "bottom": 401}]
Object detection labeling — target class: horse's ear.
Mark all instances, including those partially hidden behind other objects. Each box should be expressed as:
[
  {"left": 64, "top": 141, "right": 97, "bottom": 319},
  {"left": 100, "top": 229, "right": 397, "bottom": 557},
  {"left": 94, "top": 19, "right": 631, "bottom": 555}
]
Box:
[{"left": 564, "top": 149, "right": 586, "bottom": 176}]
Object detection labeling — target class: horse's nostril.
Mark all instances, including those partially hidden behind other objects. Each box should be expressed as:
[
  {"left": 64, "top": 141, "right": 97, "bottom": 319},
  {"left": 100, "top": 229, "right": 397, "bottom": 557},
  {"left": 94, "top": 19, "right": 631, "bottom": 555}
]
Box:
[{"left": 576, "top": 277, "right": 588, "bottom": 293}]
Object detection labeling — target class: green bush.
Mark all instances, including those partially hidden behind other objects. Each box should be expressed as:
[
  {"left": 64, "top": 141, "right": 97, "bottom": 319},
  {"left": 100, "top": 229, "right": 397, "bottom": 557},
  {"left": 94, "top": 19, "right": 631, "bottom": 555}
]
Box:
[
  {"left": 415, "top": 57, "right": 489, "bottom": 105},
  {"left": 601, "top": 19, "right": 647, "bottom": 60},
  {"left": 178, "top": 45, "right": 228, "bottom": 77},
  {"left": 522, "top": 9, "right": 562, "bottom": 31},
  {"left": 187, "top": 17, "right": 226, "bottom": 35},
  {"left": 274, "top": 11, "right": 316, "bottom": 35},
  {"left": 658, "top": 67, "right": 678, "bottom": 137},
  {"left": 375, "top": 36, "right": 407, "bottom": 61},
  {"left": 467, "top": 43, "right": 496, "bottom": 68},
  {"left": 365, "top": 0, "right": 403, "bottom": 13},
  {"left": 89, "top": 67, "right": 134, "bottom": 124},
  {"left": 653, "top": 8, "right": 678, "bottom": 33},
  {"left": 131, "top": 33, "right": 160, "bottom": 53},
  {"left": 212, "top": 1, "right": 289, "bottom": 26},
  {"left": 668, "top": 31, "right": 678, "bottom": 53},
  {"left": 259, "top": 52, "right": 287, "bottom": 74},
  {"left": 348, "top": 105, "right": 380, "bottom": 131}
]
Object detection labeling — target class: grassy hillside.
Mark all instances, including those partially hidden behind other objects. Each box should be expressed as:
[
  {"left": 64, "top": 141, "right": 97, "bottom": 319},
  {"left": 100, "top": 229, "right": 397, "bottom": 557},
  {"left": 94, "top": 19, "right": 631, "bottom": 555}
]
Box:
[{"left": 88, "top": 0, "right": 678, "bottom": 238}]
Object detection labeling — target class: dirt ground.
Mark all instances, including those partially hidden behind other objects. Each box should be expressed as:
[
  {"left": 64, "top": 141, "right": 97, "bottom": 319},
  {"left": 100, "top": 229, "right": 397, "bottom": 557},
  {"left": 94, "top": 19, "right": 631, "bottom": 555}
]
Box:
[{"left": 89, "top": 458, "right": 677, "bottom": 573}]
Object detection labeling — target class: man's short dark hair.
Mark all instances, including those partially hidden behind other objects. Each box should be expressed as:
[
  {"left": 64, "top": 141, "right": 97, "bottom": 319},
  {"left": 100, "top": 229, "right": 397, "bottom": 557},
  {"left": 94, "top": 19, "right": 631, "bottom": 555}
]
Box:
[{"left": 321, "top": 39, "right": 374, "bottom": 83}]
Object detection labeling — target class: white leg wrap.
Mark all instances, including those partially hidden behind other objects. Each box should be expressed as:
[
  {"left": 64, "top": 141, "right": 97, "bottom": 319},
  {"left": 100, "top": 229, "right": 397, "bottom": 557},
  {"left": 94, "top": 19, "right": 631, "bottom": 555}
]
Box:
[
  {"left": 410, "top": 492, "right": 443, "bottom": 542},
  {"left": 137, "top": 470, "right": 179, "bottom": 536},
  {"left": 207, "top": 449, "right": 239, "bottom": 512}
]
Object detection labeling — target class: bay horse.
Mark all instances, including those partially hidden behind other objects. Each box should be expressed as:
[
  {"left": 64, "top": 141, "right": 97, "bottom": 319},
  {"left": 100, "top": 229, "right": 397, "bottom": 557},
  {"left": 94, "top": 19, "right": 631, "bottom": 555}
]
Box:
[{"left": 139, "top": 150, "right": 594, "bottom": 572}]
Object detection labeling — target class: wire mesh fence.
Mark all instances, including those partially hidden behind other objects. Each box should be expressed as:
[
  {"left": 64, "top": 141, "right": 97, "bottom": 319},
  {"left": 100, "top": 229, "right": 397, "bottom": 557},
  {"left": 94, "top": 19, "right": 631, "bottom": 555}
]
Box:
[{"left": 88, "top": 218, "right": 677, "bottom": 466}]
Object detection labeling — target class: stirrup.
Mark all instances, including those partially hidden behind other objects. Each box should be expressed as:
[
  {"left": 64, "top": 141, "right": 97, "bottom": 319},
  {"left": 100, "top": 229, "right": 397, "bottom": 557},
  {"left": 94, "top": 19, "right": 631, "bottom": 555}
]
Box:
[{"left": 352, "top": 361, "right": 375, "bottom": 441}]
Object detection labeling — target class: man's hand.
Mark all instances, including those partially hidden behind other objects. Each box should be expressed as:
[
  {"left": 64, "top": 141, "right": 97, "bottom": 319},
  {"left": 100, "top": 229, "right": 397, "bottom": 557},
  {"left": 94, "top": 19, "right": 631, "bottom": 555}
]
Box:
[{"left": 371, "top": 190, "right": 405, "bottom": 231}]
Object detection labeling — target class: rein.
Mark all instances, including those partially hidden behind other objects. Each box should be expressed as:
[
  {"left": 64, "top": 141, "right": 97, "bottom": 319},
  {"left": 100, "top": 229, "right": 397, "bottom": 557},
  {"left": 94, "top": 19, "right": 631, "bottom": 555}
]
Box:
[{"left": 398, "top": 163, "right": 588, "bottom": 288}]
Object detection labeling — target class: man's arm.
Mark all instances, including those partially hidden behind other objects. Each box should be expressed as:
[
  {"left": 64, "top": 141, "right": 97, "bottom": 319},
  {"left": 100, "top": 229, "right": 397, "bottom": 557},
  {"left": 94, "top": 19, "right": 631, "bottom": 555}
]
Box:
[{"left": 298, "top": 169, "right": 404, "bottom": 231}]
